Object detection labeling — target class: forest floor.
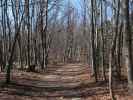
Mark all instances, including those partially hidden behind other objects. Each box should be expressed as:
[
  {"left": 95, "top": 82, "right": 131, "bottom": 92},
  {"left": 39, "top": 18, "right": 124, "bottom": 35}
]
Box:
[{"left": 0, "top": 63, "right": 132, "bottom": 100}]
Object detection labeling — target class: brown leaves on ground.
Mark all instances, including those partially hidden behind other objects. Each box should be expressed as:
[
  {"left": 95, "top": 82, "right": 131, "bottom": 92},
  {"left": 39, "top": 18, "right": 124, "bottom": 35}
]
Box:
[{"left": 0, "top": 64, "right": 131, "bottom": 100}]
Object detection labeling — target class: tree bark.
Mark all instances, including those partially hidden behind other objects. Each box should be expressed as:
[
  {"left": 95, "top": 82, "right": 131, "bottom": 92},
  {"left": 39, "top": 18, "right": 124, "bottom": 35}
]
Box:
[
  {"left": 91, "top": 0, "right": 97, "bottom": 82},
  {"left": 123, "top": 0, "right": 133, "bottom": 90}
]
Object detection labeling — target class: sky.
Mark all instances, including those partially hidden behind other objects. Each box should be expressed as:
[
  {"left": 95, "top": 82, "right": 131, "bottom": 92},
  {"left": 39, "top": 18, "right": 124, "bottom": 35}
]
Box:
[
  {"left": 0, "top": 0, "right": 113, "bottom": 27},
  {"left": 70, "top": 0, "right": 112, "bottom": 20}
]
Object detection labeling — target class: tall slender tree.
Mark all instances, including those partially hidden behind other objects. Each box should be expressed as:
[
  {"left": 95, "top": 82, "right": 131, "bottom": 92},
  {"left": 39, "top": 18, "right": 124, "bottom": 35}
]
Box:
[
  {"left": 123, "top": 0, "right": 133, "bottom": 90},
  {"left": 91, "top": 0, "right": 98, "bottom": 82}
]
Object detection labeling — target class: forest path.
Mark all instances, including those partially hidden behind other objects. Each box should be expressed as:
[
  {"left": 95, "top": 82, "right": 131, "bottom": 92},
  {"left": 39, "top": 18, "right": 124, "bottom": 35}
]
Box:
[
  {"left": 0, "top": 63, "right": 127, "bottom": 100},
  {"left": 13, "top": 63, "right": 92, "bottom": 89}
]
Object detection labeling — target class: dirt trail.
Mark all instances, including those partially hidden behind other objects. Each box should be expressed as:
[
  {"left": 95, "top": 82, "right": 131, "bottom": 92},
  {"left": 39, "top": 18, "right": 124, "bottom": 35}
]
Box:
[
  {"left": 13, "top": 64, "right": 92, "bottom": 90},
  {"left": 0, "top": 64, "right": 129, "bottom": 100}
]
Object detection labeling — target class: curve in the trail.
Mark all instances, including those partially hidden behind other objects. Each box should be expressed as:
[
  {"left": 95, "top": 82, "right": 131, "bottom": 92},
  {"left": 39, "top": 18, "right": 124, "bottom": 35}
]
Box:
[
  {"left": 11, "top": 64, "right": 93, "bottom": 97},
  {"left": 41, "top": 64, "right": 92, "bottom": 88}
]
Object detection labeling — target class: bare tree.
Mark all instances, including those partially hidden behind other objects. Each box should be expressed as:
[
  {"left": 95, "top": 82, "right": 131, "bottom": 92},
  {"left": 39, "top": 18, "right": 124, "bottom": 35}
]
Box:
[
  {"left": 91, "top": 0, "right": 98, "bottom": 82},
  {"left": 123, "top": 0, "right": 133, "bottom": 91}
]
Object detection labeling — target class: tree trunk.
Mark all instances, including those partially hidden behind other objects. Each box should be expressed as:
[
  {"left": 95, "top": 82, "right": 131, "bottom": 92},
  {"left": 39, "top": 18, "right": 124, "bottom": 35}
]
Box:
[
  {"left": 100, "top": 0, "right": 106, "bottom": 81},
  {"left": 109, "top": 51, "right": 116, "bottom": 100},
  {"left": 123, "top": 0, "right": 133, "bottom": 90},
  {"left": 91, "top": 0, "right": 97, "bottom": 82}
]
